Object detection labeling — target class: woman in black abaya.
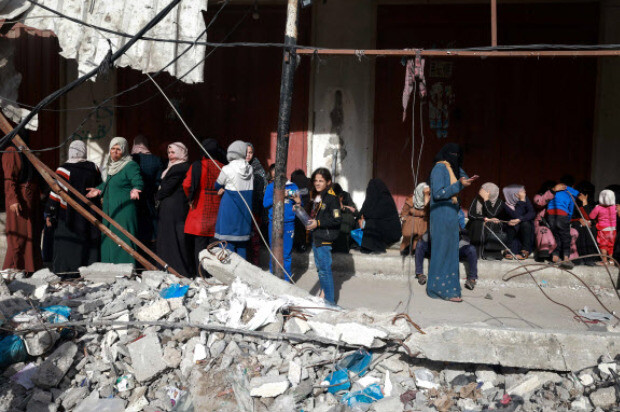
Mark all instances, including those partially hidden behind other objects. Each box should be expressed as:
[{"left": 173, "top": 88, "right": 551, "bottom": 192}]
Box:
[{"left": 359, "top": 179, "right": 402, "bottom": 253}]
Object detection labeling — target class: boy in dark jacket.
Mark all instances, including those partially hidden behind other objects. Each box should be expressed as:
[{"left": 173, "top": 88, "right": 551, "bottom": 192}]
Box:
[{"left": 306, "top": 168, "right": 341, "bottom": 305}]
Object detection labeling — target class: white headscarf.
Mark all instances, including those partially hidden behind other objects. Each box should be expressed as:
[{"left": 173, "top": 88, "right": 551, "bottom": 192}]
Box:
[
  {"left": 67, "top": 140, "right": 87, "bottom": 163},
  {"left": 161, "top": 142, "right": 189, "bottom": 178},
  {"left": 106, "top": 137, "right": 133, "bottom": 176},
  {"left": 599, "top": 189, "right": 616, "bottom": 206},
  {"left": 476, "top": 182, "right": 500, "bottom": 214},
  {"left": 413, "top": 182, "right": 429, "bottom": 210}
]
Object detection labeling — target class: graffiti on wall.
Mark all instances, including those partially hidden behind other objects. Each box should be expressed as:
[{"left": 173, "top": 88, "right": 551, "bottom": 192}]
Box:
[{"left": 73, "top": 104, "right": 114, "bottom": 141}]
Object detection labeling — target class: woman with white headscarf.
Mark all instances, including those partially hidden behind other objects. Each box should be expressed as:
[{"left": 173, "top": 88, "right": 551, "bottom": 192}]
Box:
[
  {"left": 467, "top": 182, "right": 506, "bottom": 260},
  {"left": 155, "top": 142, "right": 192, "bottom": 277},
  {"left": 87, "top": 137, "right": 144, "bottom": 264},
  {"left": 46, "top": 140, "right": 102, "bottom": 272},
  {"left": 400, "top": 182, "right": 430, "bottom": 255}
]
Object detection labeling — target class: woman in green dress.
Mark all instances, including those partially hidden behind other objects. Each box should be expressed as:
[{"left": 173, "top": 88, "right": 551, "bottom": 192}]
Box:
[{"left": 87, "top": 137, "right": 144, "bottom": 264}]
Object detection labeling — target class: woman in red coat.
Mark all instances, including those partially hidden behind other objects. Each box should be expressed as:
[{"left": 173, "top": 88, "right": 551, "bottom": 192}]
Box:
[{"left": 183, "top": 138, "right": 225, "bottom": 275}]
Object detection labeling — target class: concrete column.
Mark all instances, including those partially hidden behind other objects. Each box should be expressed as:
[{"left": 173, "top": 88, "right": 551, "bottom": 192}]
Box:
[
  {"left": 309, "top": 0, "right": 376, "bottom": 207},
  {"left": 592, "top": 0, "right": 620, "bottom": 192},
  {"left": 59, "top": 61, "right": 117, "bottom": 169}
]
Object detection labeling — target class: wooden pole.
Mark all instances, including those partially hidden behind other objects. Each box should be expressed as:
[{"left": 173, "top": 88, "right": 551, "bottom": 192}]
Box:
[
  {"left": 491, "top": 0, "right": 497, "bottom": 47},
  {"left": 272, "top": 0, "right": 299, "bottom": 280},
  {"left": 0, "top": 113, "right": 183, "bottom": 277}
]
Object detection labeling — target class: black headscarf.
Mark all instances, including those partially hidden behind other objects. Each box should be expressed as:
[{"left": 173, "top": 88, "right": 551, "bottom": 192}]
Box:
[
  {"left": 575, "top": 181, "right": 595, "bottom": 203},
  {"left": 360, "top": 179, "right": 399, "bottom": 220},
  {"left": 188, "top": 138, "right": 224, "bottom": 201},
  {"left": 433, "top": 143, "right": 463, "bottom": 178}
]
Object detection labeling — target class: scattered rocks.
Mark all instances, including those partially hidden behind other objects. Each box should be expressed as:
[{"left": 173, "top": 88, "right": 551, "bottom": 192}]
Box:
[
  {"left": 127, "top": 333, "right": 167, "bottom": 382},
  {"left": 250, "top": 375, "right": 290, "bottom": 398},
  {"left": 589, "top": 387, "right": 617, "bottom": 410},
  {"left": 32, "top": 342, "right": 78, "bottom": 388}
]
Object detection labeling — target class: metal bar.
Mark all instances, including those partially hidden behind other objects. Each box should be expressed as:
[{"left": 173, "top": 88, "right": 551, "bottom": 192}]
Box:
[
  {"left": 0, "top": 113, "right": 179, "bottom": 276},
  {"left": 491, "top": 0, "right": 497, "bottom": 47},
  {"left": 297, "top": 48, "right": 620, "bottom": 57},
  {"left": 272, "top": 0, "right": 299, "bottom": 280}
]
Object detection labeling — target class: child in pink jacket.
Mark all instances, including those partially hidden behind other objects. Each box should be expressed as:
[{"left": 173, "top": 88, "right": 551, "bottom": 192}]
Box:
[{"left": 590, "top": 190, "right": 617, "bottom": 265}]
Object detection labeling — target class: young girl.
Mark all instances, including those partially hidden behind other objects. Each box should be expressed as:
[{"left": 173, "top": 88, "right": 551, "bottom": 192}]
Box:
[
  {"left": 590, "top": 190, "right": 617, "bottom": 265},
  {"left": 306, "top": 168, "right": 341, "bottom": 305}
]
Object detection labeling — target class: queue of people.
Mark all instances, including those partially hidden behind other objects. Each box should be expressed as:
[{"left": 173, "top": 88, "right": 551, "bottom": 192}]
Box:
[{"left": 3, "top": 137, "right": 620, "bottom": 307}]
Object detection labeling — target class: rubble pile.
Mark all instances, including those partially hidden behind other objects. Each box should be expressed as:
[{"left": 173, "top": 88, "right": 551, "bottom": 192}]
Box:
[{"left": 0, "top": 265, "right": 618, "bottom": 411}]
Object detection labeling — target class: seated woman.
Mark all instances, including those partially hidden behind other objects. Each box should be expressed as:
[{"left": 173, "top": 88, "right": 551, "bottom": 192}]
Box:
[
  {"left": 502, "top": 184, "right": 535, "bottom": 260},
  {"left": 400, "top": 183, "right": 430, "bottom": 256},
  {"left": 332, "top": 183, "right": 359, "bottom": 253},
  {"left": 533, "top": 181, "right": 557, "bottom": 260},
  {"left": 467, "top": 182, "right": 505, "bottom": 260},
  {"left": 359, "top": 179, "right": 402, "bottom": 254}
]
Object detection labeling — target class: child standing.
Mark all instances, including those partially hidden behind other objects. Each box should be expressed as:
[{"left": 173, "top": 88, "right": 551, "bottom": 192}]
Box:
[
  {"left": 590, "top": 190, "right": 617, "bottom": 265},
  {"left": 306, "top": 168, "right": 341, "bottom": 305},
  {"left": 263, "top": 177, "right": 301, "bottom": 282}
]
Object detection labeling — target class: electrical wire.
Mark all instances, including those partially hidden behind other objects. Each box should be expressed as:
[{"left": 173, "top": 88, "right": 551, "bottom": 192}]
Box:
[
  {"left": 145, "top": 73, "right": 296, "bottom": 284},
  {"left": 21, "top": 0, "right": 620, "bottom": 53}
]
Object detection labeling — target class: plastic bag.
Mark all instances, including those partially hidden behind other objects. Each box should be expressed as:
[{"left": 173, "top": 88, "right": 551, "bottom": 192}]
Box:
[
  {"left": 340, "top": 383, "right": 384, "bottom": 408},
  {"left": 351, "top": 228, "right": 364, "bottom": 246},
  {"left": 160, "top": 284, "right": 190, "bottom": 299},
  {"left": 324, "top": 369, "right": 350, "bottom": 394},
  {"left": 0, "top": 335, "right": 28, "bottom": 369},
  {"left": 42, "top": 305, "right": 71, "bottom": 323},
  {"left": 293, "top": 204, "right": 311, "bottom": 226},
  {"left": 337, "top": 349, "right": 372, "bottom": 377}
]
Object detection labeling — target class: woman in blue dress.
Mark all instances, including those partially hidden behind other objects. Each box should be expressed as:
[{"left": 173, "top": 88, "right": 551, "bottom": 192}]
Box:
[{"left": 427, "top": 143, "right": 475, "bottom": 302}]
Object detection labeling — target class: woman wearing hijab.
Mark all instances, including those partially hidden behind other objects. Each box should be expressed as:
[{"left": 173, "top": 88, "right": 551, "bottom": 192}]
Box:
[
  {"left": 245, "top": 143, "right": 269, "bottom": 265},
  {"left": 155, "top": 142, "right": 191, "bottom": 277},
  {"left": 400, "top": 182, "right": 430, "bottom": 255},
  {"left": 46, "top": 141, "right": 102, "bottom": 272},
  {"left": 502, "top": 184, "right": 535, "bottom": 260},
  {"left": 467, "top": 182, "right": 505, "bottom": 260},
  {"left": 214, "top": 141, "right": 254, "bottom": 258},
  {"left": 183, "top": 138, "right": 225, "bottom": 274},
  {"left": 572, "top": 181, "right": 598, "bottom": 266},
  {"left": 359, "top": 179, "right": 401, "bottom": 254},
  {"left": 87, "top": 137, "right": 144, "bottom": 264},
  {"left": 131, "top": 135, "right": 164, "bottom": 250},
  {"left": 427, "top": 143, "right": 474, "bottom": 302}
]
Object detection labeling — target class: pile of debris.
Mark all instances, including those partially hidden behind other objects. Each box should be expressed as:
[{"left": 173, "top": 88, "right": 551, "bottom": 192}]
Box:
[{"left": 0, "top": 260, "right": 617, "bottom": 411}]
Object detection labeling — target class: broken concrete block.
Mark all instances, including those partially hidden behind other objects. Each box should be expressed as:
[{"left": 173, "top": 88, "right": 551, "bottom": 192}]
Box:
[
  {"left": 284, "top": 317, "right": 311, "bottom": 334},
  {"left": 79, "top": 263, "right": 134, "bottom": 284},
  {"left": 413, "top": 368, "right": 439, "bottom": 390},
  {"left": 578, "top": 373, "right": 594, "bottom": 386},
  {"left": 249, "top": 375, "right": 290, "bottom": 397},
  {"left": 570, "top": 396, "right": 590, "bottom": 411},
  {"left": 597, "top": 362, "right": 617, "bottom": 377},
  {"left": 61, "top": 387, "right": 89, "bottom": 410},
  {"left": 26, "top": 398, "right": 57, "bottom": 412},
  {"left": 163, "top": 345, "right": 182, "bottom": 369},
  {"left": 140, "top": 271, "right": 167, "bottom": 289},
  {"left": 127, "top": 334, "right": 167, "bottom": 382},
  {"left": 372, "top": 396, "right": 404, "bottom": 412},
  {"left": 589, "top": 387, "right": 617, "bottom": 409},
  {"left": 24, "top": 330, "right": 60, "bottom": 356},
  {"left": 288, "top": 360, "right": 302, "bottom": 386},
  {"left": 507, "top": 374, "right": 544, "bottom": 397},
  {"left": 135, "top": 299, "right": 170, "bottom": 322},
  {"left": 32, "top": 342, "right": 78, "bottom": 388},
  {"left": 307, "top": 320, "right": 388, "bottom": 347}
]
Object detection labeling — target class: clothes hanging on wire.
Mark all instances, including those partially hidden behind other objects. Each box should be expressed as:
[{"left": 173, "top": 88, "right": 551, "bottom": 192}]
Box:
[{"left": 402, "top": 51, "right": 426, "bottom": 121}]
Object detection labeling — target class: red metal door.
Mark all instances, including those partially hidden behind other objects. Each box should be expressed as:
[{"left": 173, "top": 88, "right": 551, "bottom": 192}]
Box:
[{"left": 375, "top": 4, "right": 598, "bottom": 211}]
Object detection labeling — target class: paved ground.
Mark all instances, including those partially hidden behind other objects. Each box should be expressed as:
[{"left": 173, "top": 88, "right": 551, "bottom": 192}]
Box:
[{"left": 291, "top": 259, "right": 620, "bottom": 334}]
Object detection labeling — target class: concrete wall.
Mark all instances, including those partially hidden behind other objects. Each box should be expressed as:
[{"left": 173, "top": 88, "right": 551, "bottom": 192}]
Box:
[
  {"left": 309, "top": 0, "right": 376, "bottom": 207},
  {"left": 59, "top": 61, "right": 117, "bottom": 170},
  {"left": 592, "top": 0, "right": 620, "bottom": 193}
]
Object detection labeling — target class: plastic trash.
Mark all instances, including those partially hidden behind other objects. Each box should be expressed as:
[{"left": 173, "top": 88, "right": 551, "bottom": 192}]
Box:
[
  {"left": 337, "top": 349, "right": 372, "bottom": 377},
  {"left": 160, "top": 284, "right": 190, "bottom": 299},
  {"left": 0, "top": 335, "right": 28, "bottom": 369},
  {"left": 167, "top": 386, "right": 194, "bottom": 411},
  {"left": 350, "top": 228, "right": 364, "bottom": 246},
  {"left": 42, "top": 305, "right": 71, "bottom": 323},
  {"left": 340, "top": 383, "right": 384, "bottom": 409},
  {"left": 10, "top": 362, "right": 38, "bottom": 389},
  {"left": 323, "top": 369, "right": 350, "bottom": 394},
  {"left": 578, "top": 306, "right": 612, "bottom": 322},
  {"left": 293, "top": 204, "right": 311, "bottom": 226},
  {"left": 115, "top": 374, "right": 135, "bottom": 392}
]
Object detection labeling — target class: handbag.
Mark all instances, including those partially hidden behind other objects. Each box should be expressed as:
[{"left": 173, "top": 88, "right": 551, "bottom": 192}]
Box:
[{"left": 483, "top": 222, "right": 507, "bottom": 252}]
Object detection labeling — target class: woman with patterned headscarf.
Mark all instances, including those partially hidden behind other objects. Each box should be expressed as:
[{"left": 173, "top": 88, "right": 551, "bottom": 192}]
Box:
[
  {"left": 87, "top": 137, "right": 144, "bottom": 264},
  {"left": 45, "top": 140, "right": 103, "bottom": 273},
  {"left": 156, "top": 142, "right": 192, "bottom": 277}
]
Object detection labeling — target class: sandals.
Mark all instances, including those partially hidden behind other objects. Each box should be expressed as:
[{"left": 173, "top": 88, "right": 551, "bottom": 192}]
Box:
[
  {"left": 503, "top": 250, "right": 514, "bottom": 260},
  {"left": 447, "top": 297, "right": 463, "bottom": 302},
  {"left": 415, "top": 274, "right": 427, "bottom": 285},
  {"left": 465, "top": 278, "right": 476, "bottom": 290}
]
